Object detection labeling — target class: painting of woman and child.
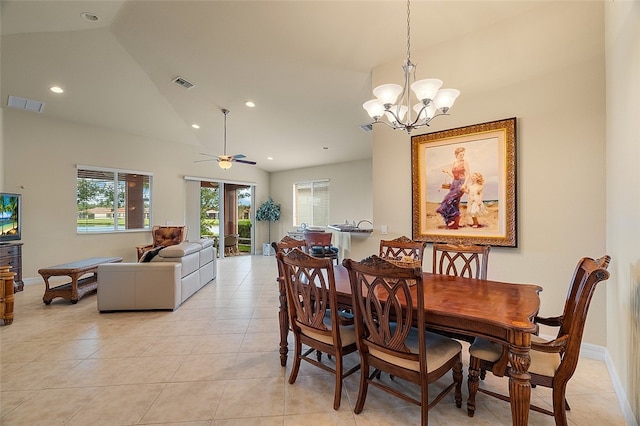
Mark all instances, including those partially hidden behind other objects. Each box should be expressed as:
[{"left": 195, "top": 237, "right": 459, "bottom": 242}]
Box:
[{"left": 411, "top": 118, "right": 516, "bottom": 247}]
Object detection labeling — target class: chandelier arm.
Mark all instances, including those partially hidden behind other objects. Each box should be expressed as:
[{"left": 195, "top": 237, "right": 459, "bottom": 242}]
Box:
[
  {"left": 383, "top": 107, "right": 403, "bottom": 124},
  {"left": 372, "top": 120, "right": 404, "bottom": 131}
]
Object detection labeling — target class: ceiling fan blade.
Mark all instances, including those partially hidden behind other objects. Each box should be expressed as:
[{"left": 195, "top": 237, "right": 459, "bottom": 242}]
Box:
[
  {"left": 194, "top": 158, "right": 218, "bottom": 163},
  {"left": 234, "top": 159, "right": 257, "bottom": 165},
  {"left": 198, "top": 152, "right": 218, "bottom": 158},
  {"left": 232, "top": 154, "right": 246, "bottom": 159}
]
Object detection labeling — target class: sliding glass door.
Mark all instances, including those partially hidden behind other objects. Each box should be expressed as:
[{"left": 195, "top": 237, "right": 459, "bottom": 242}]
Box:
[{"left": 185, "top": 177, "right": 255, "bottom": 257}]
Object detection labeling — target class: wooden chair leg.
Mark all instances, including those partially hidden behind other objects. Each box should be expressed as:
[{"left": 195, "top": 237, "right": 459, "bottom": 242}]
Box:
[
  {"left": 334, "top": 354, "right": 343, "bottom": 410},
  {"left": 354, "top": 364, "right": 370, "bottom": 414},
  {"left": 453, "top": 360, "right": 463, "bottom": 408},
  {"left": 289, "top": 338, "right": 303, "bottom": 385},
  {"left": 467, "top": 356, "right": 482, "bottom": 417},
  {"left": 552, "top": 384, "right": 570, "bottom": 426}
]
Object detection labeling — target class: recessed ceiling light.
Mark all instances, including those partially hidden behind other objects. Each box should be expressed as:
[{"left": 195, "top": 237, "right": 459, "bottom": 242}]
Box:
[
  {"left": 267, "top": 156, "right": 273, "bottom": 161},
  {"left": 80, "top": 12, "right": 100, "bottom": 22},
  {"left": 245, "top": 101, "right": 255, "bottom": 108},
  {"left": 192, "top": 124, "right": 200, "bottom": 129},
  {"left": 49, "top": 86, "right": 64, "bottom": 94},
  {"left": 322, "top": 146, "right": 329, "bottom": 150}
]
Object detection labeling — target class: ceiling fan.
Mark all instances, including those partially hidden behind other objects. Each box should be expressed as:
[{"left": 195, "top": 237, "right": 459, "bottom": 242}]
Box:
[{"left": 196, "top": 108, "right": 257, "bottom": 169}]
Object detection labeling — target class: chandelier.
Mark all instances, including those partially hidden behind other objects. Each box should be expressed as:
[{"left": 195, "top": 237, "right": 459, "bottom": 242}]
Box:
[{"left": 363, "top": 0, "right": 460, "bottom": 134}]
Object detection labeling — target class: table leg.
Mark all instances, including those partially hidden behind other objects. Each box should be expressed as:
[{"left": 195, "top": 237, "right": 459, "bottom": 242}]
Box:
[
  {"left": 278, "top": 279, "right": 289, "bottom": 366},
  {"left": 42, "top": 274, "right": 53, "bottom": 304},
  {"left": 508, "top": 333, "right": 532, "bottom": 426},
  {"left": 70, "top": 274, "right": 79, "bottom": 303}
]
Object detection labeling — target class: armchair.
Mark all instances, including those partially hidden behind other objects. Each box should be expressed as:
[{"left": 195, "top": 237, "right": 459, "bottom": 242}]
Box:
[{"left": 466, "top": 255, "right": 611, "bottom": 423}]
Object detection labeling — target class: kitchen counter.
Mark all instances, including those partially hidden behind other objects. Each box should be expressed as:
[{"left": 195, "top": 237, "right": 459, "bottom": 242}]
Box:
[{"left": 328, "top": 224, "right": 373, "bottom": 233}]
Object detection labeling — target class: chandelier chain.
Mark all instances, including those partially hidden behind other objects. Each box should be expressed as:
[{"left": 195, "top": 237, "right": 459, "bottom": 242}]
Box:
[{"left": 406, "top": 0, "right": 411, "bottom": 60}]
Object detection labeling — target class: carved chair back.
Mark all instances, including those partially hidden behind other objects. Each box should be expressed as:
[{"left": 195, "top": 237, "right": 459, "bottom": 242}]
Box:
[
  {"left": 432, "top": 243, "right": 490, "bottom": 280},
  {"left": 379, "top": 236, "right": 427, "bottom": 264}
]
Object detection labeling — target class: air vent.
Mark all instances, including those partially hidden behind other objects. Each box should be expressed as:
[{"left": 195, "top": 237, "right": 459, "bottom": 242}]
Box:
[
  {"left": 7, "top": 95, "right": 44, "bottom": 113},
  {"left": 359, "top": 123, "right": 373, "bottom": 133},
  {"left": 172, "top": 76, "right": 195, "bottom": 89}
]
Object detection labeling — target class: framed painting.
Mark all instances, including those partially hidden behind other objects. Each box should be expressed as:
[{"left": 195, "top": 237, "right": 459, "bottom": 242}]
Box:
[{"left": 411, "top": 117, "right": 517, "bottom": 247}]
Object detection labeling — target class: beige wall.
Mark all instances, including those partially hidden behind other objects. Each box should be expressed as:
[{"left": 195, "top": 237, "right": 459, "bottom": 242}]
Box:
[
  {"left": 0, "top": 4, "right": 4, "bottom": 192},
  {"left": 370, "top": 1, "right": 608, "bottom": 344},
  {"left": 269, "top": 159, "right": 372, "bottom": 243},
  {"left": 4, "top": 110, "right": 270, "bottom": 278},
  {"left": 606, "top": 1, "right": 640, "bottom": 423},
  {"left": 2, "top": 0, "right": 637, "bottom": 421}
]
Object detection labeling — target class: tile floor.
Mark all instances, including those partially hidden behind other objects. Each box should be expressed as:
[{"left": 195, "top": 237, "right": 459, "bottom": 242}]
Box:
[{"left": 0, "top": 255, "right": 627, "bottom": 425}]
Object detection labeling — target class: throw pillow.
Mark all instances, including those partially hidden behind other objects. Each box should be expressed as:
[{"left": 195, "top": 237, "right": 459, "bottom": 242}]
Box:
[{"left": 139, "top": 246, "right": 164, "bottom": 263}]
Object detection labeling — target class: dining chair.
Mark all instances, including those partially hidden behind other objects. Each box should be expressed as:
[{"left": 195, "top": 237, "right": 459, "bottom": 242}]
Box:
[
  {"left": 430, "top": 242, "right": 491, "bottom": 344},
  {"left": 272, "top": 236, "right": 309, "bottom": 366},
  {"left": 344, "top": 255, "right": 463, "bottom": 425},
  {"left": 304, "top": 231, "right": 339, "bottom": 264},
  {"left": 466, "top": 255, "right": 611, "bottom": 425},
  {"left": 379, "top": 235, "right": 427, "bottom": 265},
  {"left": 278, "top": 248, "right": 360, "bottom": 410},
  {"left": 432, "top": 242, "right": 490, "bottom": 280},
  {"left": 272, "top": 235, "right": 307, "bottom": 257}
]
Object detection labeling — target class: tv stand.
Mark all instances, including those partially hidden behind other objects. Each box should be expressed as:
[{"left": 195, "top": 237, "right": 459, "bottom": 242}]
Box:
[{"left": 0, "top": 243, "right": 23, "bottom": 292}]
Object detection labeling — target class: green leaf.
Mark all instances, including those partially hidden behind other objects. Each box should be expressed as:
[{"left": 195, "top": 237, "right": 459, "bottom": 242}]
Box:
[{"left": 256, "top": 197, "right": 281, "bottom": 222}]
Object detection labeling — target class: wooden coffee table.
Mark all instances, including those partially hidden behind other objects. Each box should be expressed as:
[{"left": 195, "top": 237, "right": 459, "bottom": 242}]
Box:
[{"left": 39, "top": 257, "right": 122, "bottom": 304}]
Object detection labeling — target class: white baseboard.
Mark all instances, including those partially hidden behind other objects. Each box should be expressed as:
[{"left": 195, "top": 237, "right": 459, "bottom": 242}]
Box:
[
  {"left": 580, "top": 340, "right": 606, "bottom": 361},
  {"left": 23, "top": 277, "right": 43, "bottom": 285},
  {"left": 605, "top": 349, "right": 639, "bottom": 426}
]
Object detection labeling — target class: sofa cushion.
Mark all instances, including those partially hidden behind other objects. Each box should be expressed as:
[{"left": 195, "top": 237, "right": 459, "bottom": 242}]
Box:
[
  {"left": 158, "top": 242, "right": 201, "bottom": 258},
  {"left": 192, "top": 238, "right": 214, "bottom": 249},
  {"left": 152, "top": 251, "right": 200, "bottom": 278},
  {"left": 199, "top": 246, "right": 214, "bottom": 267}
]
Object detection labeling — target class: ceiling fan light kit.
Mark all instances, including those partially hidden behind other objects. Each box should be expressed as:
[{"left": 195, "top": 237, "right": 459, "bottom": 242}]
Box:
[
  {"left": 195, "top": 108, "right": 257, "bottom": 169},
  {"left": 218, "top": 159, "right": 232, "bottom": 169}
]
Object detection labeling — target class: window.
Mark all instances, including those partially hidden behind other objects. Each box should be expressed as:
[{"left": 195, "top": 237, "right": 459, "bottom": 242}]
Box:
[
  {"left": 293, "top": 180, "right": 329, "bottom": 227},
  {"left": 77, "top": 166, "right": 152, "bottom": 233}
]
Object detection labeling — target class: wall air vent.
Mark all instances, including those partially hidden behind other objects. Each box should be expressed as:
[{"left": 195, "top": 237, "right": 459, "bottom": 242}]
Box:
[
  {"left": 7, "top": 95, "right": 44, "bottom": 113},
  {"left": 359, "top": 123, "right": 373, "bottom": 133},
  {"left": 172, "top": 76, "right": 195, "bottom": 89}
]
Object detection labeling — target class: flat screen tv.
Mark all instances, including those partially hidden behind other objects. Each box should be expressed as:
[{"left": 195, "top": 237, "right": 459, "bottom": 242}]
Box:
[{"left": 0, "top": 192, "right": 21, "bottom": 243}]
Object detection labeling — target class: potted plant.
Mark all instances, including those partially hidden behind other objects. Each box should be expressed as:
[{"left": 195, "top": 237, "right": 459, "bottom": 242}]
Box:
[{"left": 256, "top": 197, "right": 281, "bottom": 255}]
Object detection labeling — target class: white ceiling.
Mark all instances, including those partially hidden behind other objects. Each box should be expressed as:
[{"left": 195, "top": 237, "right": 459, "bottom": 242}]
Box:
[{"left": 1, "top": 1, "right": 540, "bottom": 172}]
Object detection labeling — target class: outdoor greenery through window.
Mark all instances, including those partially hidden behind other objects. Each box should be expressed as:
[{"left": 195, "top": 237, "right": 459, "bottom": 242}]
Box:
[
  {"left": 293, "top": 180, "right": 329, "bottom": 227},
  {"left": 77, "top": 166, "right": 152, "bottom": 233}
]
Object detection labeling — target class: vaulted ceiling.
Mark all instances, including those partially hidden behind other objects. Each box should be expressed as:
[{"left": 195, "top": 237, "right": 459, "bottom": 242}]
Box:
[{"left": 1, "top": 1, "right": 539, "bottom": 172}]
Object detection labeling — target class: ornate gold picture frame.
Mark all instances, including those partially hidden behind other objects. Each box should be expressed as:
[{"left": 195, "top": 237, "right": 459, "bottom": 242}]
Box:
[{"left": 411, "top": 117, "right": 517, "bottom": 247}]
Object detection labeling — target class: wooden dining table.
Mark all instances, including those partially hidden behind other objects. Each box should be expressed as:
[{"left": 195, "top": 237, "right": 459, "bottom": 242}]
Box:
[{"left": 276, "top": 264, "right": 542, "bottom": 426}]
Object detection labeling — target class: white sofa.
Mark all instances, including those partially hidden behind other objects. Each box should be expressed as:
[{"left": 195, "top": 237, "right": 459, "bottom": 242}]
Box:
[{"left": 97, "top": 239, "right": 216, "bottom": 311}]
